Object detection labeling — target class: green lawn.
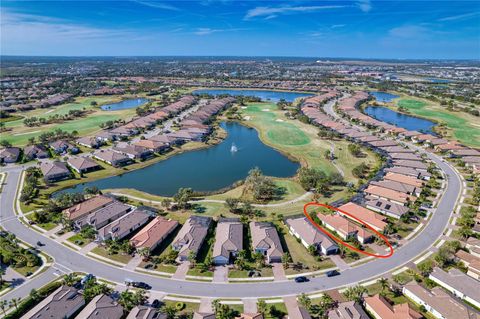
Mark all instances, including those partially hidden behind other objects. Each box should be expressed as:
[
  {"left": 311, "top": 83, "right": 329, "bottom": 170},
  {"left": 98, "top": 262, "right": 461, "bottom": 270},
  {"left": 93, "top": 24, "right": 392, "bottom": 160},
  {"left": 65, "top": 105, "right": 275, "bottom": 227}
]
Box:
[
  {"left": 66, "top": 234, "right": 92, "bottom": 247},
  {"left": 187, "top": 268, "right": 213, "bottom": 277},
  {"left": 228, "top": 267, "right": 274, "bottom": 278},
  {"left": 397, "top": 99, "right": 480, "bottom": 148},
  {"left": 2, "top": 95, "right": 137, "bottom": 146},
  {"left": 90, "top": 246, "right": 133, "bottom": 264}
]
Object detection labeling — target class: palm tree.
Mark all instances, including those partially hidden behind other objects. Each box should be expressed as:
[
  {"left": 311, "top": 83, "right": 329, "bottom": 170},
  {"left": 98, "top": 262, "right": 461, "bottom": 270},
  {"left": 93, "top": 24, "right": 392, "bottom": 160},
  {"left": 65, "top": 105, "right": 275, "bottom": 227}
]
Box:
[
  {"left": 257, "top": 300, "right": 269, "bottom": 316},
  {"left": 0, "top": 300, "right": 7, "bottom": 316},
  {"left": 9, "top": 297, "right": 20, "bottom": 311},
  {"left": 29, "top": 289, "right": 40, "bottom": 301},
  {"left": 62, "top": 273, "right": 77, "bottom": 286},
  {"left": 378, "top": 277, "right": 389, "bottom": 294},
  {"left": 0, "top": 268, "right": 5, "bottom": 286}
]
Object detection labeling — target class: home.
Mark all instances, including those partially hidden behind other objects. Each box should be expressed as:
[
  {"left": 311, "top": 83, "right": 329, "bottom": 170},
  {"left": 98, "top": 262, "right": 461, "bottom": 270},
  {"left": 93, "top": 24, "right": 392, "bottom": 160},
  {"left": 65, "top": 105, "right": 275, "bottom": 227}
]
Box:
[
  {"left": 465, "top": 237, "right": 480, "bottom": 258},
  {"left": 130, "top": 216, "right": 178, "bottom": 252},
  {"left": 49, "top": 140, "right": 79, "bottom": 154},
  {"left": 172, "top": 215, "right": 212, "bottom": 261},
  {"left": 75, "top": 294, "right": 123, "bottom": 319},
  {"left": 64, "top": 195, "right": 115, "bottom": 221},
  {"left": 23, "top": 144, "right": 49, "bottom": 160},
  {"left": 95, "top": 130, "right": 117, "bottom": 142},
  {"left": 93, "top": 149, "right": 131, "bottom": 167},
  {"left": 365, "top": 197, "right": 409, "bottom": 219},
  {"left": 40, "top": 161, "right": 72, "bottom": 182},
  {"left": 328, "top": 301, "right": 369, "bottom": 319},
  {"left": 370, "top": 180, "right": 420, "bottom": 197},
  {"left": 317, "top": 213, "right": 373, "bottom": 244},
  {"left": 73, "top": 200, "right": 132, "bottom": 230},
  {"left": 67, "top": 156, "right": 101, "bottom": 174},
  {"left": 363, "top": 294, "right": 421, "bottom": 319},
  {"left": 337, "top": 202, "right": 387, "bottom": 232},
  {"left": 127, "top": 305, "right": 167, "bottom": 319},
  {"left": 235, "top": 314, "right": 263, "bottom": 319},
  {"left": 392, "top": 160, "right": 428, "bottom": 171},
  {"left": 249, "top": 221, "right": 284, "bottom": 263},
  {"left": 20, "top": 285, "right": 85, "bottom": 319},
  {"left": 113, "top": 144, "right": 153, "bottom": 160},
  {"left": 0, "top": 147, "right": 20, "bottom": 163},
  {"left": 403, "top": 281, "right": 475, "bottom": 319},
  {"left": 76, "top": 136, "right": 104, "bottom": 149},
  {"left": 212, "top": 218, "right": 243, "bottom": 265},
  {"left": 454, "top": 250, "right": 480, "bottom": 280},
  {"left": 133, "top": 139, "right": 170, "bottom": 153},
  {"left": 389, "top": 153, "right": 422, "bottom": 161},
  {"left": 110, "top": 126, "right": 138, "bottom": 137},
  {"left": 383, "top": 172, "right": 424, "bottom": 188},
  {"left": 364, "top": 185, "right": 415, "bottom": 205},
  {"left": 286, "top": 216, "right": 338, "bottom": 255},
  {"left": 429, "top": 267, "right": 480, "bottom": 309},
  {"left": 97, "top": 209, "right": 152, "bottom": 241}
]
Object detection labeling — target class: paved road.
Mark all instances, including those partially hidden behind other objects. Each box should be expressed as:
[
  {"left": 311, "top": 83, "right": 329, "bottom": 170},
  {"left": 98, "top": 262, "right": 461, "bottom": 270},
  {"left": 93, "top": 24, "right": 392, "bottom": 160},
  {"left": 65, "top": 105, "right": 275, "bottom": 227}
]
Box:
[{"left": 0, "top": 140, "right": 462, "bottom": 299}]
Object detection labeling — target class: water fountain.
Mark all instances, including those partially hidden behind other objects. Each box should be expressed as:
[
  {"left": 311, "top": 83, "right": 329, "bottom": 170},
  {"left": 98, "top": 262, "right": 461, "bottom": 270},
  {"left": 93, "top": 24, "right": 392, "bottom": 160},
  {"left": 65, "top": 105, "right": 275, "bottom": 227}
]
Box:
[{"left": 230, "top": 143, "right": 238, "bottom": 153}]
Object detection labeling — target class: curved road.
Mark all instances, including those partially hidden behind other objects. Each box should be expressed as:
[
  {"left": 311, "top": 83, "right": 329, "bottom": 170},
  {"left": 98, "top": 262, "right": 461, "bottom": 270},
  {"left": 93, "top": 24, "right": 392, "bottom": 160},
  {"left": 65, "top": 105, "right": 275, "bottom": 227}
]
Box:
[{"left": 0, "top": 143, "right": 462, "bottom": 298}]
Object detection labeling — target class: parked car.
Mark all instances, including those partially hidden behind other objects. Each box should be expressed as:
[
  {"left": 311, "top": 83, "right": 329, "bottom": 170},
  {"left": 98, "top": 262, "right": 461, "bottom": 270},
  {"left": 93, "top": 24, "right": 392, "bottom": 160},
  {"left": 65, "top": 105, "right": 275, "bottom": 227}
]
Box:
[
  {"left": 151, "top": 299, "right": 161, "bottom": 308},
  {"left": 81, "top": 274, "right": 95, "bottom": 285},
  {"left": 132, "top": 281, "right": 152, "bottom": 290},
  {"left": 294, "top": 276, "right": 309, "bottom": 283},
  {"left": 326, "top": 270, "right": 340, "bottom": 277}
]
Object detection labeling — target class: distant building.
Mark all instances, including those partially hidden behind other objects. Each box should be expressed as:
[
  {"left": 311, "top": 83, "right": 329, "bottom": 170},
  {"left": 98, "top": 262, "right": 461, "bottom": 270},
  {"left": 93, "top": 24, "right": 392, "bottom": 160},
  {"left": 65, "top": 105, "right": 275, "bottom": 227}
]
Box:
[
  {"left": 127, "top": 305, "right": 167, "bottom": 319},
  {"left": 24, "top": 144, "right": 49, "bottom": 160},
  {"left": 363, "top": 294, "right": 421, "bottom": 319},
  {"left": 67, "top": 156, "right": 101, "bottom": 174},
  {"left": 0, "top": 147, "right": 20, "bottom": 163},
  {"left": 328, "top": 301, "right": 369, "bottom": 319},
  {"left": 93, "top": 149, "right": 131, "bottom": 167},
  {"left": 429, "top": 267, "right": 480, "bottom": 308},
  {"left": 97, "top": 209, "right": 151, "bottom": 241}
]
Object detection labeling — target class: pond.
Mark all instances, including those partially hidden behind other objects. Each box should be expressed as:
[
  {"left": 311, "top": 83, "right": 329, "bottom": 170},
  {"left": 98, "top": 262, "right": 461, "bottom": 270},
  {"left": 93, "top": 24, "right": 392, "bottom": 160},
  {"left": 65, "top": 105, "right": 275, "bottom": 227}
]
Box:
[
  {"left": 193, "top": 89, "right": 314, "bottom": 102},
  {"left": 364, "top": 106, "right": 436, "bottom": 134},
  {"left": 101, "top": 98, "right": 149, "bottom": 111},
  {"left": 60, "top": 122, "right": 300, "bottom": 196},
  {"left": 369, "top": 91, "right": 399, "bottom": 103}
]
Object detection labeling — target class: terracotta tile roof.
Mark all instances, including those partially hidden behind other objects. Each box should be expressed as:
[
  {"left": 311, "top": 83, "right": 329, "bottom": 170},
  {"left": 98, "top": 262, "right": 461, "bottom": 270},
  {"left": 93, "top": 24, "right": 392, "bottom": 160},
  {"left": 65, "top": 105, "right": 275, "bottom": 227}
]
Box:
[
  {"left": 130, "top": 216, "right": 178, "bottom": 250},
  {"left": 64, "top": 195, "right": 115, "bottom": 220},
  {"left": 384, "top": 172, "right": 424, "bottom": 188},
  {"left": 337, "top": 202, "right": 387, "bottom": 231},
  {"left": 364, "top": 185, "right": 415, "bottom": 204}
]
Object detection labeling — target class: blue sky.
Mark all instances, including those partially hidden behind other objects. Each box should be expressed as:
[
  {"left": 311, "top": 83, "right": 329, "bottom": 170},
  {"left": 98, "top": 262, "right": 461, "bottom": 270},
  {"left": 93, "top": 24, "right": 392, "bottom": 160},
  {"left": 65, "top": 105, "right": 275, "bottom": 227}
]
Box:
[{"left": 1, "top": 1, "right": 479, "bottom": 59}]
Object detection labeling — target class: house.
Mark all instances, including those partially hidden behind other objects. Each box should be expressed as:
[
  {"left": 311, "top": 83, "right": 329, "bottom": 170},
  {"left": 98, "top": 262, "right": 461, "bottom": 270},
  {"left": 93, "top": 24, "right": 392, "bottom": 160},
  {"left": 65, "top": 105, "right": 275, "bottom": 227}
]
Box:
[
  {"left": 64, "top": 195, "right": 116, "bottom": 221},
  {"left": 286, "top": 217, "right": 338, "bottom": 255},
  {"left": 316, "top": 213, "right": 373, "bottom": 244},
  {"left": 403, "top": 281, "right": 476, "bottom": 319},
  {"left": 20, "top": 285, "right": 85, "bottom": 319},
  {"left": 67, "top": 156, "right": 101, "bottom": 174},
  {"left": 133, "top": 139, "right": 170, "bottom": 153},
  {"left": 24, "top": 144, "right": 49, "bottom": 160},
  {"left": 389, "top": 153, "right": 423, "bottom": 161},
  {"left": 370, "top": 180, "right": 420, "bottom": 197},
  {"left": 383, "top": 172, "right": 424, "bottom": 188},
  {"left": 110, "top": 126, "right": 138, "bottom": 137},
  {"left": 212, "top": 218, "right": 243, "bottom": 265},
  {"left": 429, "top": 267, "right": 480, "bottom": 309},
  {"left": 365, "top": 198, "right": 409, "bottom": 219},
  {"left": 385, "top": 166, "right": 421, "bottom": 179},
  {"left": 337, "top": 202, "right": 387, "bottom": 232},
  {"left": 127, "top": 305, "right": 167, "bottom": 319},
  {"left": 455, "top": 250, "right": 480, "bottom": 280},
  {"left": 465, "top": 237, "right": 480, "bottom": 258},
  {"left": 76, "top": 136, "right": 104, "bottom": 149},
  {"left": 130, "top": 216, "right": 178, "bottom": 252},
  {"left": 328, "top": 301, "right": 369, "bottom": 319},
  {"left": 172, "top": 215, "right": 212, "bottom": 261},
  {"left": 95, "top": 130, "right": 117, "bottom": 142},
  {"left": 49, "top": 140, "right": 79, "bottom": 154},
  {"left": 193, "top": 312, "right": 216, "bottom": 319},
  {"left": 97, "top": 209, "right": 152, "bottom": 241},
  {"left": 249, "top": 221, "right": 284, "bottom": 263},
  {"left": 393, "top": 160, "right": 428, "bottom": 171},
  {"left": 364, "top": 185, "right": 415, "bottom": 205},
  {"left": 113, "top": 144, "right": 153, "bottom": 160},
  {"left": 73, "top": 200, "right": 132, "bottom": 230},
  {"left": 93, "top": 149, "right": 131, "bottom": 167},
  {"left": 40, "top": 161, "right": 71, "bottom": 182},
  {"left": 0, "top": 147, "right": 20, "bottom": 163},
  {"left": 75, "top": 294, "right": 123, "bottom": 319},
  {"left": 363, "top": 294, "right": 421, "bottom": 319},
  {"left": 235, "top": 314, "right": 263, "bottom": 319}
]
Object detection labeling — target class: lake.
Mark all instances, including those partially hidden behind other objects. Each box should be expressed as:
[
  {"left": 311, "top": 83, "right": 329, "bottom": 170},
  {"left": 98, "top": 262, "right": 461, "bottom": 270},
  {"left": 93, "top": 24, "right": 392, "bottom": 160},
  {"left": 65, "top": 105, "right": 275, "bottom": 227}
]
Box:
[
  {"left": 101, "top": 98, "right": 149, "bottom": 111},
  {"left": 364, "top": 106, "right": 436, "bottom": 134},
  {"left": 60, "top": 122, "right": 300, "bottom": 196},
  {"left": 369, "top": 91, "right": 399, "bottom": 103},
  {"left": 193, "top": 89, "right": 314, "bottom": 102}
]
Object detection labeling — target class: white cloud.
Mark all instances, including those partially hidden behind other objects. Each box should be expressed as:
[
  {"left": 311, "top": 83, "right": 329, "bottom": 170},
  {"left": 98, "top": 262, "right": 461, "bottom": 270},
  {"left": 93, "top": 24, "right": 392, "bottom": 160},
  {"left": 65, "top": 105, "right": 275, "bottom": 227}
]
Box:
[
  {"left": 356, "top": 0, "right": 372, "bottom": 13},
  {"left": 244, "top": 5, "right": 346, "bottom": 20},
  {"left": 331, "top": 24, "right": 346, "bottom": 28},
  {"left": 388, "top": 25, "right": 428, "bottom": 38},
  {"left": 133, "top": 1, "right": 179, "bottom": 11},
  {"left": 193, "top": 27, "right": 245, "bottom": 36},
  {"left": 438, "top": 11, "right": 480, "bottom": 22}
]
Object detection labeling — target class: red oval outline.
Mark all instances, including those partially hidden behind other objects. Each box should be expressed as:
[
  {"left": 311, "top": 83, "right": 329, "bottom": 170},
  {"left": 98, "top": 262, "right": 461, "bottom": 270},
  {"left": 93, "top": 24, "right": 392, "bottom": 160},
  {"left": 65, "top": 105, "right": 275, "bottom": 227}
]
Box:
[{"left": 303, "top": 202, "right": 394, "bottom": 258}]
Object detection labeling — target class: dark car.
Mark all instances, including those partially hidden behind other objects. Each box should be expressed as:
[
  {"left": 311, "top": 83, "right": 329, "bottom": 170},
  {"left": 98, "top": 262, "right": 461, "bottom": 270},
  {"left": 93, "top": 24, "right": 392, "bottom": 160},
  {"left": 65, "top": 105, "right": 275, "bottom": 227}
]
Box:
[
  {"left": 294, "top": 276, "right": 309, "bottom": 283},
  {"left": 151, "top": 299, "right": 161, "bottom": 308},
  {"left": 36, "top": 241, "right": 45, "bottom": 247},
  {"left": 132, "top": 281, "right": 152, "bottom": 290},
  {"left": 326, "top": 270, "right": 340, "bottom": 277}
]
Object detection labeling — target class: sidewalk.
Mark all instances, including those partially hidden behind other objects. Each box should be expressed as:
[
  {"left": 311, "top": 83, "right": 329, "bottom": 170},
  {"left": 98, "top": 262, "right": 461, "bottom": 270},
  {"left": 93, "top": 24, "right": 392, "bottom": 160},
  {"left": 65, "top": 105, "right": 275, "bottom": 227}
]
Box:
[
  {"left": 213, "top": 266, "right": 228, "bottom": 283},
  {"left": 172, "top": 261, "right": 190, "bottom": 280},
  {"left": 272, "top": 263, "right": 287, "bottom": 281}
]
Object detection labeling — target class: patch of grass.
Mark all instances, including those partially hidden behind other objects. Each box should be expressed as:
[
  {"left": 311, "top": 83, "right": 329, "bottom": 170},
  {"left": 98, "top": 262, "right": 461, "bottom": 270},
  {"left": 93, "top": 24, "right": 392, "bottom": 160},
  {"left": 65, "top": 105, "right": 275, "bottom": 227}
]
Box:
[
  {"left": 187, "top": 268, "right": 213, "bottom": 277},
  {"left": 397, "top": 98, "right": 480, "bottom": 148},
  {"left": 90, "top": 246, "right": 132, "bottom": 264},
  {"left": 66, "top": 234, "right": 92, "bottom": 247},
  {"left": 12, "top": 265, "right": 39, "bottom": 277},
  {"left": 228, "top": 267, "right": 274, "bottom": 278},
  {"left": 156, "top": 264, "right": 177, "bottom": 273}
]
